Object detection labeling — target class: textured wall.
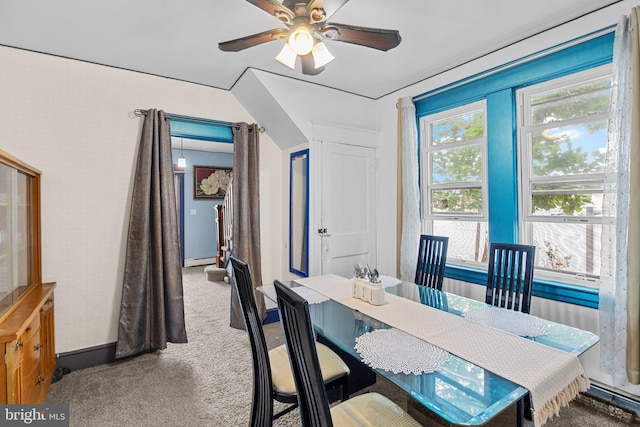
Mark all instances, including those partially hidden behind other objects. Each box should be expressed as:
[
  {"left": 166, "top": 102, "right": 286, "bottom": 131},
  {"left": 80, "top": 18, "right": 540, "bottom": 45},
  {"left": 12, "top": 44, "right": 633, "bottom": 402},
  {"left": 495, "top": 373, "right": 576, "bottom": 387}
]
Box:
[{"left": 0, "top": 45, "right": 282, "bottom": 353}]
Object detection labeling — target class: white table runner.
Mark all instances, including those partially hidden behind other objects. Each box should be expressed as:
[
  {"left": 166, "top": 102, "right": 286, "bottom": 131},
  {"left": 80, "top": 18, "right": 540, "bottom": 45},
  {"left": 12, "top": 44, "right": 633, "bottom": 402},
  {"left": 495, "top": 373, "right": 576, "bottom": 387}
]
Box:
[
  {"left": 292, "top": 286, "right": 329, "bottom": 304},
  {"left": 463, "top": 306, "right": 551, "bottom": 337},
  {"left": 296, "top": 275, "right": 589, "bottom": 427}
]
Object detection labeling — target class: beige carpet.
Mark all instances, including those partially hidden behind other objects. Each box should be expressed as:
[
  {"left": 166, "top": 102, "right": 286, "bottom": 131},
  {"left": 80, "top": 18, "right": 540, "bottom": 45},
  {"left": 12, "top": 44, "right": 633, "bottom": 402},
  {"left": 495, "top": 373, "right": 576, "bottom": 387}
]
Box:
[{"left": 46, "top": 267, "right": 634, "bottom": 426}]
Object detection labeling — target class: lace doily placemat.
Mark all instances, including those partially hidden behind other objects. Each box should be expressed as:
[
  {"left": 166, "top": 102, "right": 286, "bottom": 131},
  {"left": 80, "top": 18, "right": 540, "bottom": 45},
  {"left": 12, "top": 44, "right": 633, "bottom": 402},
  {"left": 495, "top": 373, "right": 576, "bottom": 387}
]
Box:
[
  {"left": 354, "top": 328, "right": 449, "bottom": 375},
  {"left": 292, "top": 286, "right": 329, "bottom": 304},
  {"left": 463, "top": 307, "right": 550, "bottom": 337}
]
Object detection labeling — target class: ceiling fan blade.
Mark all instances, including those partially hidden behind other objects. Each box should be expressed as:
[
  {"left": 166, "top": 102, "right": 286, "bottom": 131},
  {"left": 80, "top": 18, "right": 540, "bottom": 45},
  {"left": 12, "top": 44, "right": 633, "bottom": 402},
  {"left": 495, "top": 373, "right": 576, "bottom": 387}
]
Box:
[
  {"left": 247, "top": 0, "right": 294, "bottom": 24},
  {"left": 219, "top": 28, "right": 289, "bottom": 52},
  {"left": 321, "top": 23, "right": 401, "bottom": 51},
  {"left": 306, "top": 0, "right": 350, "bottom": 23},
  {"left": 301, "top": 54, "right": 325, "bottom": 75}
]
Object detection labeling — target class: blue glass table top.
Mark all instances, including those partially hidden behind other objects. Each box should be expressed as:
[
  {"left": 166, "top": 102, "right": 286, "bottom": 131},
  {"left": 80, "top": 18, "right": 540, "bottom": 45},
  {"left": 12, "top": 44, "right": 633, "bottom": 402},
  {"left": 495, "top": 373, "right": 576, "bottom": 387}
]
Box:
[{"left": 258, "top": 280, "right": 599, "bottom": 425}]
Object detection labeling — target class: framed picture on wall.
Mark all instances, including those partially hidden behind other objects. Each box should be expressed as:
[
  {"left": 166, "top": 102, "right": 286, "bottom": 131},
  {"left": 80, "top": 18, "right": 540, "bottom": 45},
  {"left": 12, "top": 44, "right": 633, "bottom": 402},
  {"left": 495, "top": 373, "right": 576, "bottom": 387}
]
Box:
[{"left": 193, "top": 165, "right": 233, "bottom": 200}]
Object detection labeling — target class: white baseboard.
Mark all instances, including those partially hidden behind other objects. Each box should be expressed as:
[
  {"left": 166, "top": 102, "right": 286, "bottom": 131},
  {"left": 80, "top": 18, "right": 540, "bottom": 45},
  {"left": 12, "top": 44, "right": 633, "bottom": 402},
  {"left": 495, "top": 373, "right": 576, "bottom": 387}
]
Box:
[{"left": 184, "top": 257, "right": 216, "bottom": 267}]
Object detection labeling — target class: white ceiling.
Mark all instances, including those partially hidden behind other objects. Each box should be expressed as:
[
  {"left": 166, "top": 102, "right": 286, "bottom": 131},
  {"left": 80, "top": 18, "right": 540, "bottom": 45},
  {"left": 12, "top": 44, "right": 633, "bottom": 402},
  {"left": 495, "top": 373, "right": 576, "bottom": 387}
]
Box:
[{"left": 0, "top": 0, "right": 624, "bottom": 100}]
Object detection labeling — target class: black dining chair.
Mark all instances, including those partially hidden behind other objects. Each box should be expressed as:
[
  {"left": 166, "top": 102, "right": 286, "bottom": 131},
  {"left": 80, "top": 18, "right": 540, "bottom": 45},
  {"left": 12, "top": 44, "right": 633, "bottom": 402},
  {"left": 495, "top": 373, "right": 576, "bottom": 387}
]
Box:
[
  {"left": 485, "top": 242, "right": 536, "bottom": 314},
  {"left": 415, "top": 234, "right": 449, "bottom": 290},
  {"left": 230, "top": 257, "right": 350, "bottom": 427},
  {"left": 274, "top": 279, "right": 423, "bottom": 427}
]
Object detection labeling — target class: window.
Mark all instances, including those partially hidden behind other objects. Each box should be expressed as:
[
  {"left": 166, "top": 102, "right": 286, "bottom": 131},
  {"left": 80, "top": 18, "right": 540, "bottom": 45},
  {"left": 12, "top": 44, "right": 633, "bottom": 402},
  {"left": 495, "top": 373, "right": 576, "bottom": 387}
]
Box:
[
  {"left": 414, "top": 32, "right": 613, "bottom": 307},
  {"left": 420, "top": 101, "right": 488, "bottom": 264},
  {"left": 517, "top": 66, "right": 612, "bottom": 285}
]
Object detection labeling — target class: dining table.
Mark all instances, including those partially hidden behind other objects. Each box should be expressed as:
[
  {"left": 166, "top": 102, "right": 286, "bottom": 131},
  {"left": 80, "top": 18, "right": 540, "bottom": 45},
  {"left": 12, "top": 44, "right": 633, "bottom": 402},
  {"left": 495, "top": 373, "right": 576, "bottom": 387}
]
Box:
[{"left": 258, "top": 274, "right": 599, "bottom": 427}]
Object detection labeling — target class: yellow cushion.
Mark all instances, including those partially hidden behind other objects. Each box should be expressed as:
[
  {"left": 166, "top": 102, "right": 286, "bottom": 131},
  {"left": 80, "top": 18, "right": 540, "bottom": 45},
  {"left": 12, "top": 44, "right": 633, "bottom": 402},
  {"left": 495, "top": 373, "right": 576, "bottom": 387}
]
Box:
[
  {"left": 331, "top": 392, "right": 422, "bottom": 427},
  {"left": 269, "top": 343, "right": 350, "bottom": 395}
]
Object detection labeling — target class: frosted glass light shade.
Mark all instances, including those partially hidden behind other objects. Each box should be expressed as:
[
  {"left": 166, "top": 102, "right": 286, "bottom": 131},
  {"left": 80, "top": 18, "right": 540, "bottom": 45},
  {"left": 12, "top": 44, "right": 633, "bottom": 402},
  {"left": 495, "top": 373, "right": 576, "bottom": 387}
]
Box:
[
  {"left": 288, "top": 27, "right": 314, "bottom": 55},
  {"left": 178, "top": 156, "right": 186, "bottom": 168},
  {"left": 275, "top": 43, "right": 297, "bottom": 69},
  {"left": 311, "top": 42, "right": 334, "bottom": 68}
]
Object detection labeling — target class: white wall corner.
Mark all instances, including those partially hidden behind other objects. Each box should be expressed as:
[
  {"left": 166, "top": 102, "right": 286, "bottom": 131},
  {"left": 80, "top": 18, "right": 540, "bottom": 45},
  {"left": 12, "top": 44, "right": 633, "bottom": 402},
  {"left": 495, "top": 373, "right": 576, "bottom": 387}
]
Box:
[
  {"left": 311, "top": 121, "right": 380, "bottom": 148},
  {"left": 231, "top": 69, "right": 310, "bottom": 149}
]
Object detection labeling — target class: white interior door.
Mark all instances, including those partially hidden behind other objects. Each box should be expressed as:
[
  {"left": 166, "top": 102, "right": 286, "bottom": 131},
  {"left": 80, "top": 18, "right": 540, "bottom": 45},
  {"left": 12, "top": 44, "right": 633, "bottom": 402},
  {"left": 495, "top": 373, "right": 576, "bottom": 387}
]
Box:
[{"left": 320, "top": 141, "right": 377, "bottom": 278}]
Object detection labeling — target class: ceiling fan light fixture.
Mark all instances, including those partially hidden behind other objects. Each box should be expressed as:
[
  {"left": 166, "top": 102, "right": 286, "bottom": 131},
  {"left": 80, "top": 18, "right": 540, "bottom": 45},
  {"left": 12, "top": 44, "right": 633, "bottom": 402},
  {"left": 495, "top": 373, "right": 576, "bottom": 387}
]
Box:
[
  {"left": 311, "top": 42, "right": 334, "bottom": 68},
  {"left": 275, "top": 42, "right": 298, "bottom": 69},
  {"left": 288, "top": 25, "right": 315, "bottom": 55},
  {"left": 220, "top": 1, "right": 402, "bottom": 76},
  {"left": 309, "top": 7, "right": 326, "bottom": 23}
]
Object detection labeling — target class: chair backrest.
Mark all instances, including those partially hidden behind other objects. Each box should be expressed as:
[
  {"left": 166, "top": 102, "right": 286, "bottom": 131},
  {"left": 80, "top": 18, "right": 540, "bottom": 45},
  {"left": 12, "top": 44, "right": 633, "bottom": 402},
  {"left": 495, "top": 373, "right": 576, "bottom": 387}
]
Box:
[
  {"left": 274, "top": 280, "right": 334, "bottom": 427},
  {"left": 415, "top": 234, "right": 449, "bottom": 290},
  {"left": 418, "top": 286, "right": 449, "bottom": 311},
  {"left": 230, "top": 256, "right": 273, "bottom": 427},
  {"left": 485, "top": 243, "right": 535, "bottom": 314}
]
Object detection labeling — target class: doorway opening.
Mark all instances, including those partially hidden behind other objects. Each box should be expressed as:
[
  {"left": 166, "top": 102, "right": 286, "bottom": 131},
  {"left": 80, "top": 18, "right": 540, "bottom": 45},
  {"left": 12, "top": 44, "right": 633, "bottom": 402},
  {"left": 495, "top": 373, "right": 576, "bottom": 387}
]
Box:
[{"left": 171, "top": 137, "right": 233, "bottom": 277}]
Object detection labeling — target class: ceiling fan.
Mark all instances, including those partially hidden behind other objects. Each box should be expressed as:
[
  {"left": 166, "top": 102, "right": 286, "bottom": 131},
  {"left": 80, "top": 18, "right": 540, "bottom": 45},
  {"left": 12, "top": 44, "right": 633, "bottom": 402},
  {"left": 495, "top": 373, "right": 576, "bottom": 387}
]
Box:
[{"left": 218, "top": 0, "right": 401, "bottom": 75}]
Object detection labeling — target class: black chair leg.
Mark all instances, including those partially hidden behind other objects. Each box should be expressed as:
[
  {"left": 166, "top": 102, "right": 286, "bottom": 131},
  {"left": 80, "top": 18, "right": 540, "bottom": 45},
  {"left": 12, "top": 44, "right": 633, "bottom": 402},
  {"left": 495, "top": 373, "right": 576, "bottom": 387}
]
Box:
[{"left": 340, "top": 374, "right": 349, "bottom": 402}]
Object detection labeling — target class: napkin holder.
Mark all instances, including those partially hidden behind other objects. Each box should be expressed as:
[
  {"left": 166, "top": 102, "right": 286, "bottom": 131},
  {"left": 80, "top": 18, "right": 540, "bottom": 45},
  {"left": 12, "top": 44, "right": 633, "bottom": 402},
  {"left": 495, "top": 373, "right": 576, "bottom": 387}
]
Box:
[{"left": 352, "top": 278, "right": 385, "bottom": 305}]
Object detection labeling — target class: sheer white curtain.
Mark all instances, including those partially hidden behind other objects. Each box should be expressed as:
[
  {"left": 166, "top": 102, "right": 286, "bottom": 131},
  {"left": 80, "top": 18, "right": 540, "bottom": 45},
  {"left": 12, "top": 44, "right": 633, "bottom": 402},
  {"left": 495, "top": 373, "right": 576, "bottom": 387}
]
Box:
[
  {"left": 397, "top": 97, "right": 421, "bottom": 281},
  {"left": 600, "top": 7, "right": 640, "bottom": 386}
]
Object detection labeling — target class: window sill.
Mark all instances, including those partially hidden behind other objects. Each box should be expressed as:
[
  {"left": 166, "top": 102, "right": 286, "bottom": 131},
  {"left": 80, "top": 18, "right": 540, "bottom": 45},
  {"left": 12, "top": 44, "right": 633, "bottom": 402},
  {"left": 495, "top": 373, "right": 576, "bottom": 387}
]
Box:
[{"left": 444, "top": 264, "right": 599, "bottom": 309}]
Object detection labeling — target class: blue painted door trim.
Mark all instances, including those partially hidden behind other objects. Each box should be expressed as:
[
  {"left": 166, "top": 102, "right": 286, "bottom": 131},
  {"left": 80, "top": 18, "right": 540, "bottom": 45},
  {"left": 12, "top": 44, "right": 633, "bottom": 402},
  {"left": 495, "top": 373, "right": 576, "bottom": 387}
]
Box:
[
  {"left": 289, "top": 149, "right": 310, "bottom": 277},
  {"left": 169, "top": 115, "right": 234, "bottom": 143},
  {"left": 178, "top": 173, "right": 185, "bottom": 267}
]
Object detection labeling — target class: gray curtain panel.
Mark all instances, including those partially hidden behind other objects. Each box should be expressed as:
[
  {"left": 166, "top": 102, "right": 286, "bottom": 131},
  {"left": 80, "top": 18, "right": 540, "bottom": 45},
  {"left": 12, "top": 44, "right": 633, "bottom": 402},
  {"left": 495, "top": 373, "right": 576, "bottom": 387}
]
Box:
[
  {"left": 229, "top": 122, "right": 265, "bottom": 329},
  {"left": 116, "top": 109, "right": 188, "bottom": 359}
]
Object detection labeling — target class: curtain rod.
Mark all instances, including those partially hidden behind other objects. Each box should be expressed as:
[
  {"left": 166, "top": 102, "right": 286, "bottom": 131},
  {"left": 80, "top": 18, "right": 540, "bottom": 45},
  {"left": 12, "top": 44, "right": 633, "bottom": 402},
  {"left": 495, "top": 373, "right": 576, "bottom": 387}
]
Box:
[{"left": 133, "top": 109, "right": 265, "bottom": 133}]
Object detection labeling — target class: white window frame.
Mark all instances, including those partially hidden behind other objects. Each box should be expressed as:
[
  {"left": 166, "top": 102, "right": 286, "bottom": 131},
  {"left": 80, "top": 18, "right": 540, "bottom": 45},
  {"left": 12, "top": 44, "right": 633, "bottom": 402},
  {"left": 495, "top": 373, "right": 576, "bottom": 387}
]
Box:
[
  {"left": 420, "top": 100, "right": 488, "bottom": 267},
  {"left": 516, "top": 65, "right": 612, "bottom": 286}
]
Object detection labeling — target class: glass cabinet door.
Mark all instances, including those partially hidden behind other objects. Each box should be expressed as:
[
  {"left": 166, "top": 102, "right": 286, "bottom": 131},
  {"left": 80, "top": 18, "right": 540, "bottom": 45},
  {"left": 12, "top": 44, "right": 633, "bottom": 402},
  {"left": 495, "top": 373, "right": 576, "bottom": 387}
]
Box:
[
  {"left": 0, "top": 152, "right": 40, "bottom": 309},
  {"left": 0, "top": 163, "right": 12, "bottom": 297}
]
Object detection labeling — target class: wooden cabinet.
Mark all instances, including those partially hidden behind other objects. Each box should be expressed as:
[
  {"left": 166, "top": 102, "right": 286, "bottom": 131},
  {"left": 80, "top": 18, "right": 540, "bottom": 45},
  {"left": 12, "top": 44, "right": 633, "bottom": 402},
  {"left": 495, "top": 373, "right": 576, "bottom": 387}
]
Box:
[
  {"left": 40, "top": 295, "right": 56, "bottom": 386},
  {"left": 0, "top": 150, "right": 55, "bottom": 404},
  {"left": 1, "top": 283, "right": 55, "bottom": 403}
]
